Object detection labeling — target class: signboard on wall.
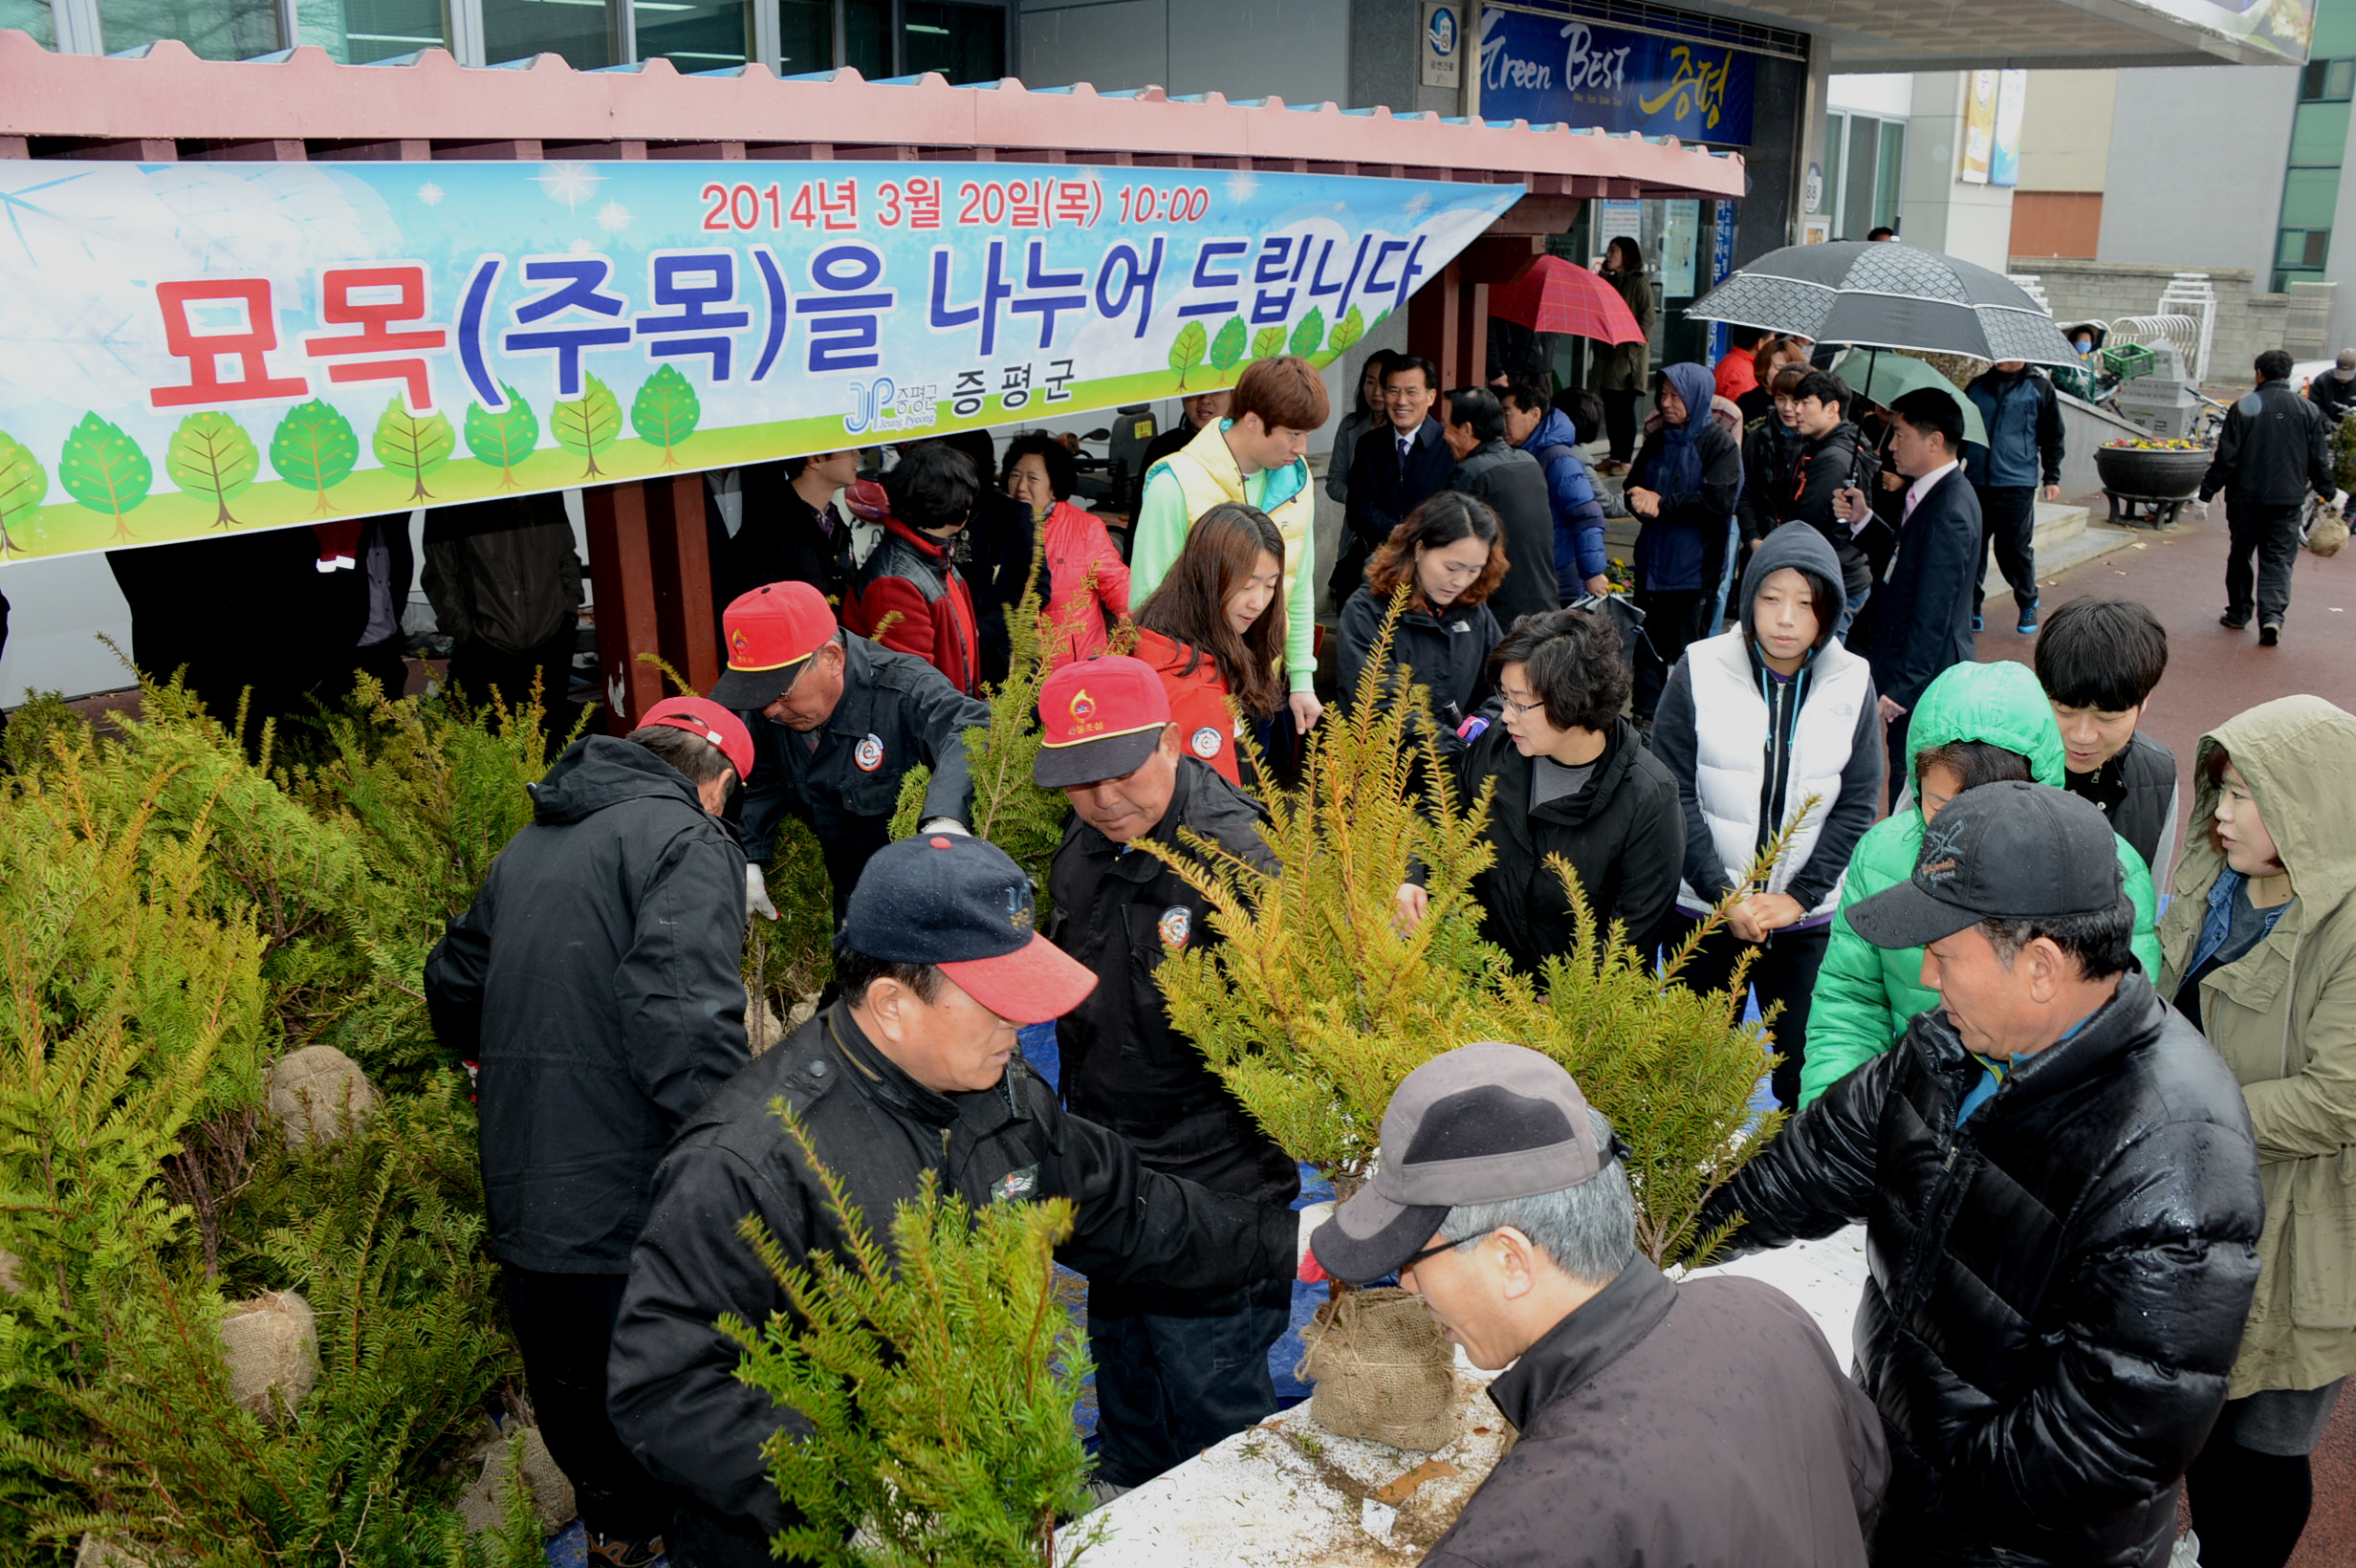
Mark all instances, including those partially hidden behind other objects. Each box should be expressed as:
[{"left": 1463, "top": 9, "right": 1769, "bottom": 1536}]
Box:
[
  {"left": 0, "top": 160, "right": 1516, "bottom": 565},
  {"left": 1707, "top": 198, "right": 1737, "bottom": 361},
  {"left": 1478, "top": 5, "right": 1758, "bottom": 146},
  {"left": 2124, "top": 0, "right": 2315, "bottom": 62},
  {"left": 1959, "top": 70, "right": 1998, "bottom": 185},
  {"left": 1989, "top": 69, "right": 2029, "bottom": 187},
  {"left": 1421, "top": 2, "right": 1463, "bottom": 89},
  {"left": 1593, "top": 198, "right": 1647, "bottom": 261}
]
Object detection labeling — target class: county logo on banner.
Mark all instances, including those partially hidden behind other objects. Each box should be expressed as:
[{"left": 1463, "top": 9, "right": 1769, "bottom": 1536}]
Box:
[
  {"left": 0, "top": 161, "right": 1516, "bottom": 564},
  {"left": 1479, "top": 6, "right": 1757, "bottom": 147}
]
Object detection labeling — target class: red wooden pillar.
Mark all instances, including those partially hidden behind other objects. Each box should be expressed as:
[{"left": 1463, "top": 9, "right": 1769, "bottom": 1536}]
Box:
[
  {"left": 644, "top": 471, "right": 721, "bottom": 695},
  {"left": 1408, "top": 258, "right": 1464, "bottom": 386},
  {"left": 584, "top": 482, "right": 665, "bottom": 733}
]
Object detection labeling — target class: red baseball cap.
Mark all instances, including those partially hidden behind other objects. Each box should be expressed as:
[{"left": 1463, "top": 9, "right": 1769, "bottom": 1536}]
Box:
[
  {"left": 640, "top": 696, "right": 754, "bottom": 780},
  {"left": 1033, "top": 655, "right": 1173, "bottom": 789},
  {"left": 710, "top": 581, "right": 837, "bottom": 710}
]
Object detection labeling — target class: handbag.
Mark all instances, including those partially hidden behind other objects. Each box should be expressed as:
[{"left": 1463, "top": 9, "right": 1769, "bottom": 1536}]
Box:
[
  {"left": 2301, "top": 494, "right": 2349, "bottom": 557},
  {"left": 1570, "top": 589, "right": 1649, "bottom": 674}
]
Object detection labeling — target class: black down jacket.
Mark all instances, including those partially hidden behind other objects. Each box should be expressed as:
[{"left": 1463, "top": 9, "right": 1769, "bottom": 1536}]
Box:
[
  {"left": 606, "top": 1003, "right": 1299, "bottom": 1568},
  {"left": 425, "top": 734, "right": 750, "bottom": 1274},
  {"left": 1697, "top": 972, "right": 2263, "bottom": 1568}
]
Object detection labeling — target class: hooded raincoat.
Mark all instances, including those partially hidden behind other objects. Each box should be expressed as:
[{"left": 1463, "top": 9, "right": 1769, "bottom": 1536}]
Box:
[
  {"left": 1800, "top": 660, "right": 2163, "bottom": 1106},
  {"left": 2159, "top": 696, "right": 2356, "bottom": 1397}
]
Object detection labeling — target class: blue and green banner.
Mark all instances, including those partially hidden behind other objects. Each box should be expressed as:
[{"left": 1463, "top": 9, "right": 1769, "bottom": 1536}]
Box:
[
  {"left": 1479, "top": 6, "right": 1757, "bottom": 146},
  {"left": 0, "top": 159, "right": 1518, "bottom": 562}
]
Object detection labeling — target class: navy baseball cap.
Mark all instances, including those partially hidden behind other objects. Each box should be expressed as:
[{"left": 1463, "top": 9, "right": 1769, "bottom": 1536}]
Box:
[
  {"left": 840, "top": 834, "right": 1097, "bottom": 1024},
  {"left": 1848, "top": 780, "right": 2127, "bottom": 949}
]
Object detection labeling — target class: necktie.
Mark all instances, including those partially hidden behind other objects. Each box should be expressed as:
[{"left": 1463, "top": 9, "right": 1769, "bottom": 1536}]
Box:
[{"left": 1397, "top": 433, "right": 1411, "bottom": 484}]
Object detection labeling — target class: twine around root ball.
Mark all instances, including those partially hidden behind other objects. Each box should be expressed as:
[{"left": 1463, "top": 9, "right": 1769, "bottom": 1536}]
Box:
[{"left": 1296, "top": 1286, "right": 1459, "bottom": 1452}]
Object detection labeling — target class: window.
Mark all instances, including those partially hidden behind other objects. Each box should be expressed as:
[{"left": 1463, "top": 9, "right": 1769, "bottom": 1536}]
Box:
[
  {"left": 481, "top": 0, "right": 619, "bottom": 68},
  {"left": 289, "top": 0, "right": 447, "bottom": 63},
  {"left": 98, "top": 0, "right": 276, "bottom": 58},
  {"left": 777, "top": 0, "right": 827, "bottom": 73},
  {"left": 1822, "top": 113, "right": 1845, "bottom": 232},
  {"left": 1826, "top": 110, "right": 1907, "bottom": 241},
  {"left": 903, "top": 0, "right": 1001, "bottom": 82},
  {"left": 1, "top": 0, "right": 56, "bottom": 48},
  {"left": 2280, "top": 229, "right": 2331, "bottom": 270},
  {"left": 843, "top": 0, "right": 886, "bottom": 75},
  {"left": 636, "top": 0, "right": 749, "bottom": 73},
  {"left": 2302, "top": 56, "right": 2355, "bottom": 101}
]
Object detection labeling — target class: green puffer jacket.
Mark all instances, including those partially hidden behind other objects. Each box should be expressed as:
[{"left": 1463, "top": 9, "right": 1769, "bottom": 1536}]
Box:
[{"left": 1799, "top": 660, "right": 2164, "bottom": 1106}]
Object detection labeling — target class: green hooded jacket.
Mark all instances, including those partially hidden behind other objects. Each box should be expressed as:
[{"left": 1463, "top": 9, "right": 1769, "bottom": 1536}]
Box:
[
  {"left": 2159, "top": 696, "right": 2356, "bottom": 1397},
  {"left": 1799, "top": 660, "right": 2164, "bottom": 1107}
]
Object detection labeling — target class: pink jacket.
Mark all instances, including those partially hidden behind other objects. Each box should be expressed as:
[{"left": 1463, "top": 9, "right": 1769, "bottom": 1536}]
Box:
[{"left": 1037, "top": 500, "right": 1131, "bottom": 667}]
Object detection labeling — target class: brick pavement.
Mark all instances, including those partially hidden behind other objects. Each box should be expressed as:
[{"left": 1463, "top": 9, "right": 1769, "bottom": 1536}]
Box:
[{"left": 1977, "top": 506, "right": 2353, "bottom": 1568}]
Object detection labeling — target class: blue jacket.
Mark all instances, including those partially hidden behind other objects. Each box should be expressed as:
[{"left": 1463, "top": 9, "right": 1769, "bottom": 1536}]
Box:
[
  {"left": 1518, "top": 406, "right": 1609, "bottom": 593},
  {"left": 1963, "top": 368, "right": 2064, "bottom": 490},
  {"left": 1629, "top": 415, "right": 1743, "bottom": 595}
]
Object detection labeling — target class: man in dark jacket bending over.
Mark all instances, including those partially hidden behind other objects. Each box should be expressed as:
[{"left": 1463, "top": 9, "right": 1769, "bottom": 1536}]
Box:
[
  {"left": 1696, "top": 782, "right": 2264, "bottom": 1568},
  {"left": 1035, "top": 655, "right": 1298, "bottom": 1493},
  {"left": 1310, "top": 1043, "right": 1887, "bottom": 1567},
  {"left": 425, "top": 696, "right": 757, "bottom": 1568},
  {"left": 606, "top": 834, "right": 1320, "bottom": 1568}
]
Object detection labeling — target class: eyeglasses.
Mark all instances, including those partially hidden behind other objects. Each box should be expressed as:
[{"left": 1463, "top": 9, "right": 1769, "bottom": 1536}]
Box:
[
  {"left": 1398, "top": 1228, "right": 1495, "bottom": 1274},
  {"left": 1499, "top": 692, "right": 1544, "bottom": 717}
]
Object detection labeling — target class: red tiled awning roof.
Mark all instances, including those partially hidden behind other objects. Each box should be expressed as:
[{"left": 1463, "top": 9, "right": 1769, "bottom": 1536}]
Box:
[{"left": 0, "top": 29, "right": 1742, "bottom": 200}]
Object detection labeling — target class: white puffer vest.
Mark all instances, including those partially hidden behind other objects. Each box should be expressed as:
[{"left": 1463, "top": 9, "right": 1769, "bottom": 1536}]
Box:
[{"left": 1674, "top": 629, "right": 1872, "bottom": 919}]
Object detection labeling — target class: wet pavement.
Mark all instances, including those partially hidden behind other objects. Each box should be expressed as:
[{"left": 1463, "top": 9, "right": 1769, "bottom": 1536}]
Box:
[{"left": 1979, "top": 504, "right": 2354, "bottom": 1568}]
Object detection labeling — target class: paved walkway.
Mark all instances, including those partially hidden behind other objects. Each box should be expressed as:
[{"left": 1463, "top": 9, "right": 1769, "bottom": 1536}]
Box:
[{"left": 1981, "top": 505, "right": 2354, "bottom": 1568}]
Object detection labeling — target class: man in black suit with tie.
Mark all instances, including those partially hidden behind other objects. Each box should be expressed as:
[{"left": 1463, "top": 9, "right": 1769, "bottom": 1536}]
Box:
[
  {"left": 1334, "top": 354, "right": 1453, "bottom": 605},
  {"left": 1837, "top": 387, "right": 1983, "bottom": 796}
]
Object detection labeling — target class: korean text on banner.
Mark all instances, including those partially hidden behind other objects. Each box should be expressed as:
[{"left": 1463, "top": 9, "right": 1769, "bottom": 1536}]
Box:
[
  {"left": 0, "top": 161, "right": 1518, "bottom": 565},
  {"left": 1477, "top": 7, "right": 1757, "bottom": 146}
]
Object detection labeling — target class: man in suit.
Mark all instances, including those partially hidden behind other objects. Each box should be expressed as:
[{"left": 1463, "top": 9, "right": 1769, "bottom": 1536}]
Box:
[
  {"left": 1837, "top": 387, "right": 1982, "bottom": 795},
  {"left": 1335, "top": 354, "right": 1452, "bottom": 604}
]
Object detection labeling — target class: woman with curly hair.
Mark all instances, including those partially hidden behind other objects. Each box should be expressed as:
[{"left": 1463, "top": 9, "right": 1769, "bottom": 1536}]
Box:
[{"left": 1334, "top": 490, "right": 1507, "bottom": 732}]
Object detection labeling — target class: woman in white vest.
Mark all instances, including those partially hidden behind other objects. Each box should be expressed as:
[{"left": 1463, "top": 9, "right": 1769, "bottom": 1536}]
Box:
[{"left": 1648, "top": 524, "right": 1886, "bottom": 1109}]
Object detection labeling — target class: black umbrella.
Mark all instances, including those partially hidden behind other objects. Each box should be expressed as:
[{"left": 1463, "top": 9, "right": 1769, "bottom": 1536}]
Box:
[{"left": 1688, "top": 241, "right": 2081, "bottom": 367}]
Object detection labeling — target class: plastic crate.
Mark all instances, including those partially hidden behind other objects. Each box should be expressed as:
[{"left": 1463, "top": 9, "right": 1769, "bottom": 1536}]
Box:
[{"left": 2103, "top": 342, "right": 2159, "bottom": 381}]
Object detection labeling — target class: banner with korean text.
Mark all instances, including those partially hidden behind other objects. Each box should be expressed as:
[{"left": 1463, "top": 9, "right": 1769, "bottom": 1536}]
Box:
[
  {"left": 1478, "top": 5, "right": 1757, "bottom": 147},
  {"left": 0, "top": 160, "right": 1518, "bottom": 563}
]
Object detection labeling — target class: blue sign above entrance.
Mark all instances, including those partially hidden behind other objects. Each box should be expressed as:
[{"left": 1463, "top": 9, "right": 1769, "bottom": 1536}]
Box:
[{"left": 1478, "top": 6, "right": 1758, "bottom": 147}]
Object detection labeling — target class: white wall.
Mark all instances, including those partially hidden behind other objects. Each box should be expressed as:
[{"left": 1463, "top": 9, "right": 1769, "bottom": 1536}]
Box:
[
  {"left": 1828, "top": 73, "right": 1912, "bottom": 119},
  {"left": 2099, "top": 64, "right": 2292, "bottom": 282},
  {"left": 1895, "top": 72, "right": 2016, "bottom": 272},
  {"left": 2015, "top": 70, "right": 2115, "bottom": 192}
]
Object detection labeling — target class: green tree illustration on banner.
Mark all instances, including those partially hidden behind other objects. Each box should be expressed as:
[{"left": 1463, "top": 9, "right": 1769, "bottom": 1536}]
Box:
[
  {"left": 1330, "top": 304, "right": 1366, "bottom": 356},
  {"left": 0, "top": 429, "right": 49, "bottom": 557},
  {"left": 1168, "top": 321, "right": 1209, "bottom": 389},
  {"left": 1250, "top": 326, "right": 1286, "bottom": 360},
  {"left": 373, "top": 398, "right": 456, "bottom": 502},
  {"left": 269, "top": 400, "right": 360, "bottom": 515},
  {"left": 552, "top": 376, "right": 622, "bottom": 478},
  {"left": 57, "top": 413, "right": 153, "bottom": 539},
  {"left": 1209, "top": 316, "right": 1248, "bottom": 377},
  {"left": 1289, "top": 308, "right": 1327, "bottom": 359},
  {"left": 630, "top": 365, "right": 703, "bottom": 465},
  {"left": 165, "top": 411, "right": 261, "bottom": 528},
  {"left": 466, "top": 384, "right": 541, "bottom": 489}
]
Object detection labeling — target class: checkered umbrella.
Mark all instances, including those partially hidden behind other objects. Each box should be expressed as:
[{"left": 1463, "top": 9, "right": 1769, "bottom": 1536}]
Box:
[
  {"left": 1487, "top": 254, "right": 1646, "bottom": 345},
  {"left": 1688, "top": 240, "right": 2080, "bottom": 367}
]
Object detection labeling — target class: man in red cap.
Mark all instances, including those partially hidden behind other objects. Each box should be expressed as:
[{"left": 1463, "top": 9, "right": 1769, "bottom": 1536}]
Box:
[
  {"left": 608, "top": 833, "right": 1320, "bottom": 1568},
  {"left": 712, "top": 579, "right": 989, "bottom": 924},
  {"left": 1033, "top": 655, "right": 1298, "bottom": 1495},
  {"left": 425, "top": 696, "right": 756, "bottom": 1568}
]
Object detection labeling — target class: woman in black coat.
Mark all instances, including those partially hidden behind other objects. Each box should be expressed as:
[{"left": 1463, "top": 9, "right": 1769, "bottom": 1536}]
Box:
[{"left": 1335, "top": 491, "right": 1505, "bottom": 732}]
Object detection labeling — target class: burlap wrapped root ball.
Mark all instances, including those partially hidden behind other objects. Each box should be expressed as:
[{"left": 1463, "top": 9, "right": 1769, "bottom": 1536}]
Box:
[
  {"left": 265, "top": 1045, "right": 379, "bottom": 1149},
  {"left": 219, "top": 1290, "right": 319, "bottom": 1420},
  {"left": 456, "top": 1425, "right": 577, "bottom": 1536},
  {"left": 1297, "top": 1287, "right": 1459, "bottom": 1451},
  {"left": 75, "top": 1537, "right": 151, "bottom": 1568}
]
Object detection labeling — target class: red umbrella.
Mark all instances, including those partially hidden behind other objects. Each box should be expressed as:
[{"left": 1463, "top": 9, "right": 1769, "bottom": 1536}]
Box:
[{"left": 1488, "top": 254, "right": 1645, "bottom": 345}]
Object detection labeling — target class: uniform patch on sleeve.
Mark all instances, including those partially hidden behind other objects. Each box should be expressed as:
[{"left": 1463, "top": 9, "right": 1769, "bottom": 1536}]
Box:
[{"left": 992, "top": 1165, "right": 1040, "bottom": 1204}]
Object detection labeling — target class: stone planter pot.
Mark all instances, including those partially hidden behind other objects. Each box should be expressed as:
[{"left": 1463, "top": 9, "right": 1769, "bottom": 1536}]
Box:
[{"left": 2095, "top": 444, "right": 2210, "bottom": 500}]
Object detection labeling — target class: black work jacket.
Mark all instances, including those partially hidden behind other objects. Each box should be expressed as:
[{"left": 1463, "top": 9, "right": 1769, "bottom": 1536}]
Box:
[
  {"left": 1335, "top": 585, "right": 1501, "bottom": 732},
  {"left": 2201, "top": 378, "right": 2335, "bottom": 507},
  {"left": 732, "top": 633, "right": 989, "bottom": 906},
  {"left": 1454, "top": 715, "right": 1686, "bottom": 971},
  {"left": 424, "top": 736, "right": 750, "bottom": 1274},
  {"left": 1424, "top": 1260, "right": 1887, "bottom": 1568},
  {"left": 710, "top": 463, "right": 851, "bottom": 608},
  {"left": 1698, "top": 974, "right": 2263, "bottom": 1568},
  {"left": 1451, "top": 438, "right": 1560, "bottom": 625},
  {"left": 606, "top": 1004, "right": 1298, "bottom": 1568},
  {"left": 1045, "top": 759, "right": 1294, "bottom": 1202}
]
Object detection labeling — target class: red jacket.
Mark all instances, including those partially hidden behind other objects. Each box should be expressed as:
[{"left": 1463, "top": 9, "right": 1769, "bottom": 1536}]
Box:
[
  {"left": 1038, "top": 501, "right": 1132, "bottom": 669},
  {"left": 1715, "top": 350, "right": 1759, "bottom": 405},
  {"left": 843, "top": 518, "right": 981, "bottom": 696},
  {"left": 1134, "top": 627, "right": 1245, "bottom": 787}
]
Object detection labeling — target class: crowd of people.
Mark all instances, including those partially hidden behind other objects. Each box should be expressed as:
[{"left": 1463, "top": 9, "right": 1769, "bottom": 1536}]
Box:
[{"left": 404, "top": 277, "right": 2356, "bottom": 1568}]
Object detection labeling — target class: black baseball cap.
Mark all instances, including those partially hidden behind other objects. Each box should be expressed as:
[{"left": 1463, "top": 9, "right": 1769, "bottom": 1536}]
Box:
[
  {"left": 1848, "top": 780, "right": 2126, "bottom": 950},
  {"left": 1311, "top": 1043, "right": 1622, "bottom": 1286},
  {"left": 839, "top": 833, "right": 1097, "bottom": 1024}
]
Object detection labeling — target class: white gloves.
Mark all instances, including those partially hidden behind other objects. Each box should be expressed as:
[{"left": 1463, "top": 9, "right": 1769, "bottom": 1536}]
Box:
[
  {"left": 1296, "top": 1200, "right": 1336, "bottom": 1276},
  {"left": 919, "top": 817, "right": 971, "bottom": 837},
  {"left": 746, "top": 864, "right": 778, "bottom": 922}
]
